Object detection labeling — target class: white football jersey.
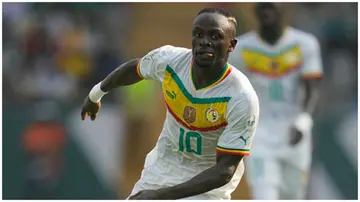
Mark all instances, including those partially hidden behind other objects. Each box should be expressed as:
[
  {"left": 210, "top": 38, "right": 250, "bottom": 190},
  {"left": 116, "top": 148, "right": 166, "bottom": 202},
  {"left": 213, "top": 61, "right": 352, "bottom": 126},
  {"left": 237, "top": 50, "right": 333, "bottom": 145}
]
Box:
[
  {"left": 133, "top": 45, "right": 259, "bottom": 199},
  {"left": 228, "top": 27, "right": 323, "bottom": 146}
]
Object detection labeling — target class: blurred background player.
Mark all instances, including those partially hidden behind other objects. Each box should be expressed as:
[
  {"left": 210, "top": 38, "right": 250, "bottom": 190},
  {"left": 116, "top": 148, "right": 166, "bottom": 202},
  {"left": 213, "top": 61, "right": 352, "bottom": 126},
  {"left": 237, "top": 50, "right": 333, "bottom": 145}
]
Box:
[{"left": 229, "top": 3, "right": 323, "bottom": 199}]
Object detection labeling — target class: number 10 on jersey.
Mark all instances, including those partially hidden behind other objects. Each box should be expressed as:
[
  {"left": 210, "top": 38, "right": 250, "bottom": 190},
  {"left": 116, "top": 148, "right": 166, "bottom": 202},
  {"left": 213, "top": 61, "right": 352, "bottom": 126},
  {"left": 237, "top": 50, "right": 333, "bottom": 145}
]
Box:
[{"left": 179, "top": 128, "right": 202, "bottom": 155}]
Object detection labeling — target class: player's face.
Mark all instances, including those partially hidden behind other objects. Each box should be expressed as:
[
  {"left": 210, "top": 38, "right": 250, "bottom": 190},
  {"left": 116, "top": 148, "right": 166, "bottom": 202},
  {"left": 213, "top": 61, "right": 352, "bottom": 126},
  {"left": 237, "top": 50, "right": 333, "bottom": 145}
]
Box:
[
  {"left": 255, "top": 3, "right": 281, "bottom": 28},
  {"left": 192, "top": 13, "right": 235, "bottom": 68}
]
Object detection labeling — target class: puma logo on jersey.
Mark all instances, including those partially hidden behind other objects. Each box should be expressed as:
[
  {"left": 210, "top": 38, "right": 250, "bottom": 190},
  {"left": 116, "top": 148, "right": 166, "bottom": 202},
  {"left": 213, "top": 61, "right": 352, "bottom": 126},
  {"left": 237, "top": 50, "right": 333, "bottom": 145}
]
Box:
[
  {"left": 166, "top": 90, "right": 176, "bottom": 100},
  {"left": 240, "top": 135, "right": 250, "bottom": 145}
]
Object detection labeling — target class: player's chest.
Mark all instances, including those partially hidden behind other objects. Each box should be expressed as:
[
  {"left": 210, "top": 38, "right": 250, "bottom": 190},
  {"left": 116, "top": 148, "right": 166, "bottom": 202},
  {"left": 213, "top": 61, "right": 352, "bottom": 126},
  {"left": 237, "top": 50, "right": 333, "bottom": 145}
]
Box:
[
  {"left": 241, "top": 42, "right": 303, "bottom": 78},
  {"left": 162, "top": 65, "right": 230, "bottom": 132}
]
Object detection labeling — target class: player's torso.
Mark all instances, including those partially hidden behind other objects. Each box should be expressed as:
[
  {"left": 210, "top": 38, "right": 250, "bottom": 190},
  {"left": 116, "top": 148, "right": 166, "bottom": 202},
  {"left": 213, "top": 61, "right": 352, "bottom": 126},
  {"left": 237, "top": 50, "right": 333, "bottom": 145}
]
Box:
[
  {"left": 136, "top": 48, "right": 252, "bottom": 199},
  {"left": 157, "top": 51, "right": 234, "bottom": 168},
  {"left": 238, "top": 27, "right": 306, "bottom": 119}
]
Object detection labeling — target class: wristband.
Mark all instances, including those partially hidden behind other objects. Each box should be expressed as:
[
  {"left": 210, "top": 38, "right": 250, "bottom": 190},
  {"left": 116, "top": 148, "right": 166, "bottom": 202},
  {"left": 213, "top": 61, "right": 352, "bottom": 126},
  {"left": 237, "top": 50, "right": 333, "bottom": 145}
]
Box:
[
  {"left": 293, "top": 112, "right": 313, "bottom": 134},
  {"left": 89, "top": 82, "right": 107, "bottom": 103}
]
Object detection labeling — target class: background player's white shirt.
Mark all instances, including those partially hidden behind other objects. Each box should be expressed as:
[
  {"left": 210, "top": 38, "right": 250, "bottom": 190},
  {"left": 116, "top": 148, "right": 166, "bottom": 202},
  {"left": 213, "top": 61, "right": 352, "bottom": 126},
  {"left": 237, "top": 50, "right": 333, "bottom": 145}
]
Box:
[
  {"left": 228, "top": 27, "right": 323, "bottom": 151},
  {"left": 133, "top": 45, "right": 259, "bottom": 199}
]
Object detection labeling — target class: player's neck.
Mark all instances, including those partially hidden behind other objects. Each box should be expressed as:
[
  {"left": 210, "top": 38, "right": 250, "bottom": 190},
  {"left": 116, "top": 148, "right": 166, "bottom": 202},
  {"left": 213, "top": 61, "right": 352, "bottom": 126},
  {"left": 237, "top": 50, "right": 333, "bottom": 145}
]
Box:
[
  {"left": 259, "top": 24, "right": 284, "bottom": 45},
  {"left": 192, "top": 61, "right": 227, "bottom": 88}
]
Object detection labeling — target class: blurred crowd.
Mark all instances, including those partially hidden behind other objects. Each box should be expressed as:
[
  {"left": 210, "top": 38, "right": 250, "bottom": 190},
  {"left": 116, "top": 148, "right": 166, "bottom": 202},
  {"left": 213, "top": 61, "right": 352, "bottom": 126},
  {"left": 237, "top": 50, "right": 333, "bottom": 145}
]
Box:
[
  {"left": 3, "top": 3, "right": 132, "bottom": 104},
  {"left": 3, "top": 3, "right": 134, "bottom": 199},
  {"left": 2, "top": 2, "right": 357, "bottom": 200},
  {"left": 3, "top": 2, "right": 357, "bottom": 107}
]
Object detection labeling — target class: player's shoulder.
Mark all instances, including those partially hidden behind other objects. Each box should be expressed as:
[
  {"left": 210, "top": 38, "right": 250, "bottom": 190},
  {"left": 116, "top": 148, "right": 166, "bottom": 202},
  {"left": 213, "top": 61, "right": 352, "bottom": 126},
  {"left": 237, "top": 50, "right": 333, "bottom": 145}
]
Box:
[
  {"left": 225, "top": 66, "right": 258, "bottom": 106},
  {"left": 148, "top": 45, "right": 191, "bottom": 62},
  {"left": 287, "top": 26, "right": 319, "bottom": 46},
  {"left": 157, "top": 45, "right": 191, "bottom": 54}
]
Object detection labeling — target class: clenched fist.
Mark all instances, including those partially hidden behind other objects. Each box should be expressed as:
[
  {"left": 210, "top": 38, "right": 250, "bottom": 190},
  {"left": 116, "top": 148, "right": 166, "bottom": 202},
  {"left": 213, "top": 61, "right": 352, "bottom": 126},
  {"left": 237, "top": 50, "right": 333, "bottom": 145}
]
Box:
[{"left": 81, "top": 96, "right": 101, "bottom": 121}]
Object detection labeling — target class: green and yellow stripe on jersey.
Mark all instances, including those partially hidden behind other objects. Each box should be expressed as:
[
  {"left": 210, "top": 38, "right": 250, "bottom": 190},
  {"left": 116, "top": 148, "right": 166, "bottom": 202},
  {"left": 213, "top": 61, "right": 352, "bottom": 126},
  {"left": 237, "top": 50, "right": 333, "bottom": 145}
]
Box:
[
  {"left": 190, "top": 59, "right": 232, "bottom": 91},
  {"left": 241, "top": 43, "right": 302, "bottom": 78},
  {"left": 216, "top": 146, "right": 250, "bottom": 156},
  {"left": 163, "top": 65, "right": 232, "bottom": 132}
]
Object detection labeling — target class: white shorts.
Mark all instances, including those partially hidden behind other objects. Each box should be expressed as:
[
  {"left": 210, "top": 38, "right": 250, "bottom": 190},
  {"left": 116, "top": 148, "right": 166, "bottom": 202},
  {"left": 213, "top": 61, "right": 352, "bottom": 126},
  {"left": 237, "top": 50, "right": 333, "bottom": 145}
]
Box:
[
  {"left": 245, "top": 121, "right": 312, "bottom": 199},
  {"left": 245, "top": 155, "right": 310, "bottom": 199},
  {"left": 251, "top": 117, "right": 313, "bottom": 168}
]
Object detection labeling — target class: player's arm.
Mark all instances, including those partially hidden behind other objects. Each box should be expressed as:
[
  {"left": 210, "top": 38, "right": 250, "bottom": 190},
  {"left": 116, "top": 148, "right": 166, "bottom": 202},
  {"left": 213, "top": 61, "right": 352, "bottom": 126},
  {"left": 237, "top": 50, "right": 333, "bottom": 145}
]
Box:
[
  {"left": 100, "top": 58, "right": 143, "bottom": 92},
  {"left": 302, "top": 78, "right": 321, "bottom": 115},
  {"left": 300, "top": 35, "right": 323, "bottom": 116},
  {"left": 146, "top": 154, "right": 243, "bottom": 200},
  {"left": 146, "top": 93, "right": 259, "bottom": 200},
  {"left": 81, "top": 46, "right": 170, "bottom": 121},
  {"left": 291, "top": 36, "right": 323, "bottom": 144}
]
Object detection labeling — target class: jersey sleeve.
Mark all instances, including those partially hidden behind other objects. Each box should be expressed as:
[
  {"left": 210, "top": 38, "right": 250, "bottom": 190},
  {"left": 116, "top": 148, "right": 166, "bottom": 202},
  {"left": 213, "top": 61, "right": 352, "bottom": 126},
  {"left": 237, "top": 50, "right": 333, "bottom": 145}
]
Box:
[
  {"left": 301, "top": 36, "right": 323, "bottom": 79},
  {"left": 216, "top": 91, "right": 259, "bottom": 156},
  {"left": 136, "top": 45, "right": 175, "bottom": 81}
]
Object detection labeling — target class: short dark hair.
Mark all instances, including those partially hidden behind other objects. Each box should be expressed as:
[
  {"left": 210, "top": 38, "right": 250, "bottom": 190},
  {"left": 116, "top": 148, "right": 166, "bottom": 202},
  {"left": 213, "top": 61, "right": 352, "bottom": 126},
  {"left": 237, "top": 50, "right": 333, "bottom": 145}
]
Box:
[
  {"left": 197, "top": 7, "right": 237, "bottom": 37},
  {"left": 254, "top": 3, "right": 282, "bottom": 12}
]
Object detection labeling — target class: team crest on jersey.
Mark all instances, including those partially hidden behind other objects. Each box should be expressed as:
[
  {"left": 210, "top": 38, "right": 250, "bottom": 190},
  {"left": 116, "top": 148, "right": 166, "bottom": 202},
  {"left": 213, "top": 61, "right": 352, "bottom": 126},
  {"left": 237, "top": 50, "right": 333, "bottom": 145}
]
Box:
[
  {"left": 205, "top": 107, "right": 220, "bottom": 123},
  {"left": 271, "top": 60, "right": 279, "bottom": 71},
  {"left": 183, "top": 106, "right": 196, "bottom": 124}
]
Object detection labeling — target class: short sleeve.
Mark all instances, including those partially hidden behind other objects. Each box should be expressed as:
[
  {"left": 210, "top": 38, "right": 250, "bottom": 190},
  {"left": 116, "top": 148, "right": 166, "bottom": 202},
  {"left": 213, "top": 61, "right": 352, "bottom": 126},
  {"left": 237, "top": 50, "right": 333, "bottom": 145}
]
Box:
[
  {"left": 216, "top": 92, "right": 259, "bottom": 156},
  {"left": 136, "top": 45, "right": 175, "bottom": 81},
  {"left": 301, "top": 36, "right": 323, "bottom": 79}
]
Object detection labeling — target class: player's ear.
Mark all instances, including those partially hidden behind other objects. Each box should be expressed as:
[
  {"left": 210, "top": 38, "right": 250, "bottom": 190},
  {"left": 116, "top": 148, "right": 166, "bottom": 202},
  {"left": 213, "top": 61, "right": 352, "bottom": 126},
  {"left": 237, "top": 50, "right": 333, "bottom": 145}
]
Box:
[{"left": 228, "top": 39, "right": 237, "bottom": 52}]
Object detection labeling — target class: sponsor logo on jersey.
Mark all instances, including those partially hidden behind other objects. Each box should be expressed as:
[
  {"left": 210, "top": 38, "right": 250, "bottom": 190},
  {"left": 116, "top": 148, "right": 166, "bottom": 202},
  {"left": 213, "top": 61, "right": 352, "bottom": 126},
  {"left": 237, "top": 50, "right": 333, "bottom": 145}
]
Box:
[
  {"left": 183, "top": 106, "right": 196, "bottom": 124},
  {"left": 205, "top": 107, "right": 220, "bottom": 123}
]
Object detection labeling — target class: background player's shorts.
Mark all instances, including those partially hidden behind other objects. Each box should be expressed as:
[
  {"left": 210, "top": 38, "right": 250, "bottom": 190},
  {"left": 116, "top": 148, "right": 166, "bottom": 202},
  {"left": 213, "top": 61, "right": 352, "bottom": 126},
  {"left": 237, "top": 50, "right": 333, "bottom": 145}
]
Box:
[
  {"left": 245, "top": 155, "right": 309, "bottom": 199},
  {"left": 245, "top": 123, "right": 312, "bottom": 199}
]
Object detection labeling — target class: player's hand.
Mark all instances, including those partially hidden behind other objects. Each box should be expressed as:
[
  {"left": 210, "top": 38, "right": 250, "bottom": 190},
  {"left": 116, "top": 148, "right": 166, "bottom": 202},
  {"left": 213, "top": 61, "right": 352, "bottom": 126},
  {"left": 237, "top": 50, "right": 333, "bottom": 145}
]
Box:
[
  {"left": 128, "top": 190, "right": 160, "bottom": 200},
  {"left": 289, "top": 126, "right": 303, "bottom": 146},
  {"left": 81, "top": 96, "right": 101, "bottom": 121}
]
